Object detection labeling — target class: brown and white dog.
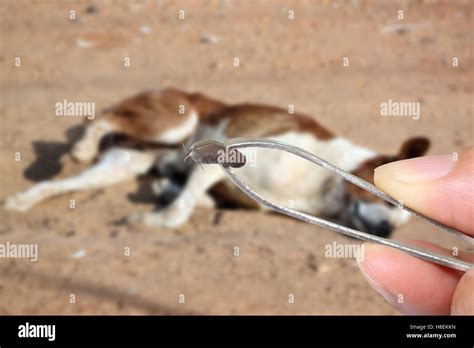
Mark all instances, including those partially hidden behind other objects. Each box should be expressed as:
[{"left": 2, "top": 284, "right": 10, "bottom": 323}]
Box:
[{"left": 5, "top": 88, "right": 430, "bottom": 236}]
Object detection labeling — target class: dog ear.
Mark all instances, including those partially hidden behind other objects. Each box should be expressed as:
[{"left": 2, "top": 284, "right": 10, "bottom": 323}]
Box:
[{"left": 398, "top": 137, "right": 430, "bottom": 159}]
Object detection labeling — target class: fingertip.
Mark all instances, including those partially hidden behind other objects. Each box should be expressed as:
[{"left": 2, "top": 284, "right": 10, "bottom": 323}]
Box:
[
  {"left": 451, "top": 268, "right": 474, "bottom": 315},
  {"left": 357, "top": 241, "right": 462, "bottom": 315},
  {"left": 357, "top": 244, "right": 404, "bottom": 310},
  {"left": 373, "top": 159, "right": 441, "bottom": 216},
  {"left": 374, "top": 153, "right": 474, "bottom": 235}
]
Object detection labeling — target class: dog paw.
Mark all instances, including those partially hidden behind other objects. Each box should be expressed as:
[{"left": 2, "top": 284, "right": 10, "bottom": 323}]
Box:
[
  {"left": 4, "top": 193, "right": 33, "bottom": 212},
  {"left": 197, "top": 193, "right": 215, "bottom": 209},
  {"left": 71, "top": 144, "right": 96, "bottom": 162},
  {"left": 125, "top": 212, "right": 146, "bottom": 225},
  {"left": 126, "top": 207, "right": 189, "bottom": 229}
]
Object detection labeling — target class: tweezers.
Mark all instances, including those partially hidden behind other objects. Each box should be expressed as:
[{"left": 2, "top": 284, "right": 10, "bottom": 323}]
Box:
[{"left": 187, "top": 138, "right": 474, "bottom": 272}]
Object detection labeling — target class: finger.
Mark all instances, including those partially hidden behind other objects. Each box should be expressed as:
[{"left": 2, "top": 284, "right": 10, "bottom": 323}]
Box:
[
  {"left": 357, "top": 240, "right": 474, "bottom": 315},
  {"left": 451, "top": 268, "right": 474, "bottom": 314},
  {"left": 374, "top": 147, "right": 474, "bottom": 235}
]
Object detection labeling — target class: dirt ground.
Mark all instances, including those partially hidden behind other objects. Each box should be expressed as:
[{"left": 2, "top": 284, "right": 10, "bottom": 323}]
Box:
[{"left": 0, "top": 0, "right": 472, "bottom": 314}]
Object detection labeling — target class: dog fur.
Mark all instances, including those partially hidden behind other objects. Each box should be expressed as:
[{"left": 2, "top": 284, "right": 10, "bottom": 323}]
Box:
[{"left": 5, "top": 88, "right": 430, "bottom": 236}]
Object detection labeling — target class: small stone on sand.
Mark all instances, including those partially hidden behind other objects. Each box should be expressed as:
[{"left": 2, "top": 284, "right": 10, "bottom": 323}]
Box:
[
  {"left": 200, "top": 34, "right": 219, "bottom": 44},
  {"left": 76, "top": 39, "right": 95, "bottom": 48},
  {"left": 140, "top": 25, "right": 152, "bottom": 34},
  {"left": 85, "top": 5, "right": 97, "bottom": 14},
  {"left": 71, "top": 249, "right": 86, "bottom": 259}
]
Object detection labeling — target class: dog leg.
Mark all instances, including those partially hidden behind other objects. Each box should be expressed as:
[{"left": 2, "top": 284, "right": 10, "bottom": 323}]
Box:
[
  {"left": 197, "top": 193, "right": 216, "bottom": 209},
  {"left": 151, "top": 177, "right": 216, "bottom": 208},
  {"left": 127, "top": 165, "right": 224, "bottom": 228},
  {"left": 71, "top": 120, "right": 115, "bottom": 162},
  {"left": 5, "top": 149, "right": 155, "bottom": 212}
]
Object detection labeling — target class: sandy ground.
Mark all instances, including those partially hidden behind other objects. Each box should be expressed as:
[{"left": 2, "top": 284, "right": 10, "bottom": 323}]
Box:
[{"left": 0, "top": 0, "right": 472, "bottom": 314}]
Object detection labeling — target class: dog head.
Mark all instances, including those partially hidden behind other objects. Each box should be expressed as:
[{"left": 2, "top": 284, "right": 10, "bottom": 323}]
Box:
[{"left": 340, "top": 137, "right": 430, "bottom": 237}]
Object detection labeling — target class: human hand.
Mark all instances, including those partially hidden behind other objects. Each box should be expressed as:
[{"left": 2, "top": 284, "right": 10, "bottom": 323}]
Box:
[{"left": 357, "top": 147, "right": 474, "bottom": 314}]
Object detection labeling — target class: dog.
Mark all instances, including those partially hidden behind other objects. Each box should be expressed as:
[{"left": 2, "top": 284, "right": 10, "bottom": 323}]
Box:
[{"left": 4, "top": 88, "right": 430, "bottom": 236}]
